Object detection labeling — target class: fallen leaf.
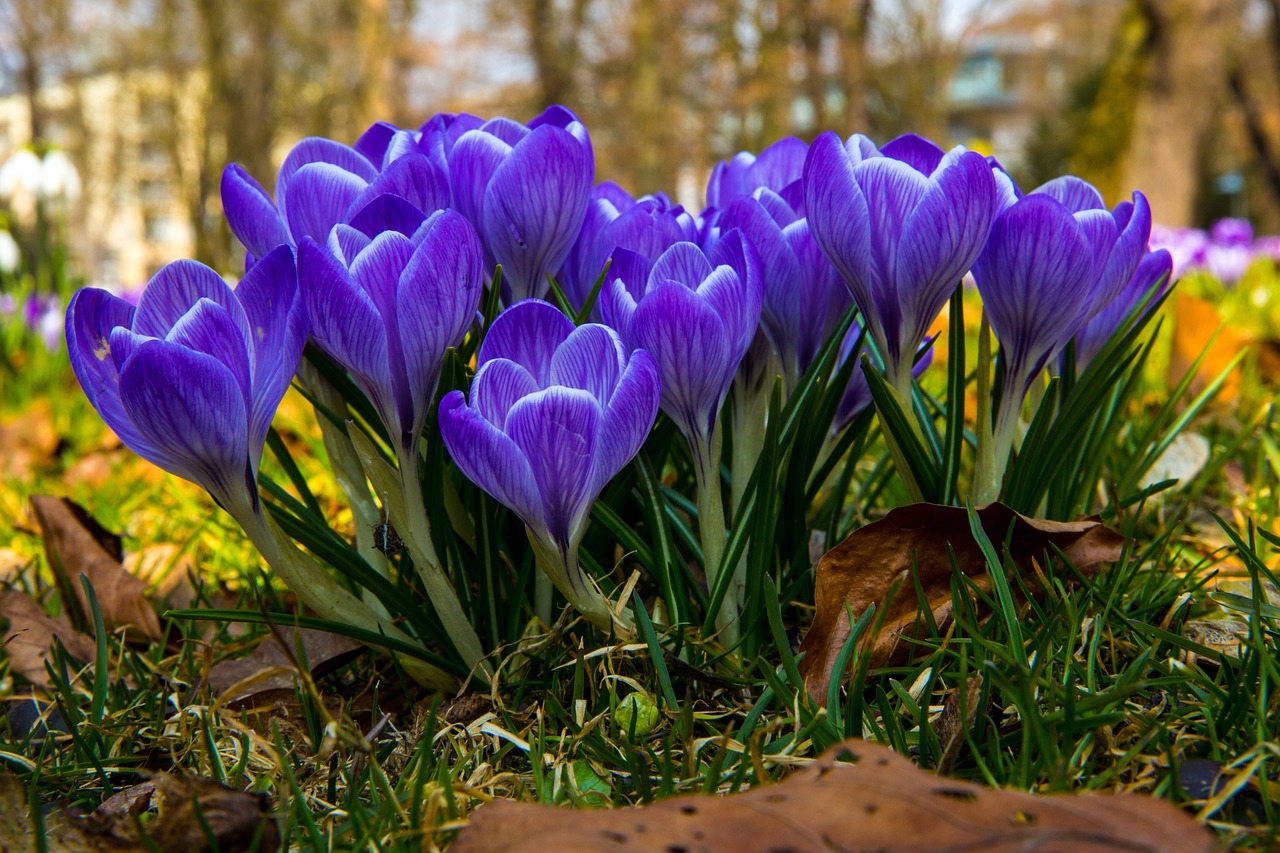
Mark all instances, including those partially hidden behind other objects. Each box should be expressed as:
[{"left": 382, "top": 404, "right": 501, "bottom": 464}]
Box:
[
  {"left": 207, "top": 626, "right": 364, "bottom": 707},
  {"left": 0, "top": 590, "right": 97, "bottom": 686},
  {"left": 1140, "top": 431, "right": 1211, "bottom": 491},
  {"left": 933, "top": 675, "right": 982, "bottom": 775},
  {"left": 451, "top": 740, "right": 1213, "bottom": 853},
  {"left": 1168, "top": 292, "right": 1257, "bottom": 402},
  {"left": 798, "top": 503, "right": 1124, "bottom": 700},
  {"left": 0, "top": 400, "right": 59, "bottom": 482},
  {"left": 0, "top": 772, "right": 280, "bottom": 852},
  {"left": 30, "top": 495, "right": 162, "bottom": 642},
  {"left": 124, "top": 543, "right": 197, "bottom": 610}
]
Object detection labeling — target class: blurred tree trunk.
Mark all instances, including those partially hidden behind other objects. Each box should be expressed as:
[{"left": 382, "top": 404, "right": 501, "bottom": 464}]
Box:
[
  {"left": 526, "top": 0, "right": 589, "bottom": 107},
  {"left": 836, "top": 0, "right": 872, "bottom": 134},
  {"left": 1120, "top": 0, "right": 1241, "bottom": 225}
]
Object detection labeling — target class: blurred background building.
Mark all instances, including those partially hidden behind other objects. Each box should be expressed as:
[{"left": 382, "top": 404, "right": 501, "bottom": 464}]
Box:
[{"left": 0, "top": 0, "right": 1274, "bottom": 288}]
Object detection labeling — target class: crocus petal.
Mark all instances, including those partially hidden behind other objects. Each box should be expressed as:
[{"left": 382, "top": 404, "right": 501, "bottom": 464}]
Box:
[
  {"left": 649, "top": 242, "right": 715, "bottom": 290},
  {"left": 439, "top": 390, "right": 544, "bottom": 531},
  {"left": 550, "top": 323, "right": 626, "bottom": 405},
  {"left": 348, "top": 153, "right": 449, "bottom": 218},
  {"left": 705, "top": 229, "right": 764, "bottom": 359},
  {"left": 881, "top": 133, "right": 946, "bottom": 176},
  {"left": 221, "top": 164, "right": 288, "bottom": 257},
  {"left": 276, "top": 138, "right": 376, "bottom": 223},
  {"left": 747, "top": 136, "right": 809, "bottom": 193},
  {"left": 594, "top": 348, "right": 660, "bottom": 492},
  {"left": 354, "top": 121, "right": 400, "bottom": 167},
  {"left": 477, "top": 298, "right": 575, "bottom": 383},
  {"left": 234, "top": 244, "right": 307, "bottom": 458},
  {"left": 631, "top": 282, "right": 735, "bottom": 441},
  {"left": 1095, "top": 191, "right": 1152, "bottom": 309},
  {"left": 398, "top": 209, "right": 485, "bottom": 417},
  {"left": 896, "top": 149, "right": 996, "bottom": 360},
  {"left": 297, "top": 238, "right": 395, "bottom": 428},
  {"left": 328, "top": 224, "right": 371, "bottom": 265},
  {"left": 118, "top": 340, "right": 252, "bottom": 507},
  {"left": 973, "top": 195, "right": 1096, "bottom": 385},
  {"left": 482, "top": 126, "right": 593, "bottom": 301},
  {"left": 165, "top": 298, "right": 253, "bottom": 408},
  {"left": 449, "top": 130, "right": 511, "bottom": 228},
  {"left": 470, "top": 358, "right": 540, "bottom": 429},
  {"left": 284, "top": 162, "right": 368, "bottom": 244},
  {"left": 504, "top": 387, "right": 602, "bottom": 546},
  {"left": 132, "top": 260, "right": 248, "bottom": 344},
  {"left": 66, "top": 289, "right": 155, "bottom": 459},
  {"left": 346, "top": 193, "right": 428, "bottom": 239},
  {"left": 1033, "top": 176, "right": 1105, "bottom": 213},
  {"left": 598, "top": 248, "right": 652, "bottom": 343},
  {"left": 804, "top": 131, "right": 873, "bottom": 312}
]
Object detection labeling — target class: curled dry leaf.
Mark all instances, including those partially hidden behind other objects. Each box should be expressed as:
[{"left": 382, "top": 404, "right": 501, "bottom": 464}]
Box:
[
  {"left": 0, "top": 590, "right": 96, "bottom": 686},
  {"left": 452, "top": 740, "right": 1213, "bottom": 853},
  {"left": 797, "top": 502, "right": 1124, "bottom": 700},
  {"left": 0, "top": 772, "right": 280, "bottom": 852},
  {"left": 206, "top": 626, "right": 364, "bottom": 708},
  {"left": 30, "top": 495, "right": 162, "bottom": 642}
]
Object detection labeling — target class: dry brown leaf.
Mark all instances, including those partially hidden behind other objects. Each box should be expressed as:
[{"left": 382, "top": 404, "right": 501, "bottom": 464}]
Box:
[
  {"left": 207, "top": 626, "right": 363, "bottom": 707},
  {"left": 0, "top": 590, "right": 97, "bottom": 686},
  {"left": 0, "top": 400, "right": 59, "bottom": 482},
  {"left": 0, "top": 772, "right": 279, "bottom": 852},
  {"left": 934, "top": 675, "right": 983, "bottom": 776},
  {"left": 452, "top": 740, "right": 1213, "bottom": 853},
  {"left": 797, "top": 502, "right": 1124, "bottom": 700},
  {"left": 1169, "top": 293, "right": 1243, "bottom": 401},
  {"left": 30, "top": 495, "right": 162, "bottom": 642},
  {"left": 124, "top": 544, "right": 197, "bottom": 610}
]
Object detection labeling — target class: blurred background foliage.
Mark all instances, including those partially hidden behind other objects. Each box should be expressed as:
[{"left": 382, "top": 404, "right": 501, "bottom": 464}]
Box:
[{"left": 0, "top": 0, "right": 1277, "bottom": 289}]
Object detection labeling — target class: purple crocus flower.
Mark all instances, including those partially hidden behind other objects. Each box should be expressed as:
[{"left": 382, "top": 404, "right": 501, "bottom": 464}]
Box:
[
  {"left": 705, "top": 136, "right": 808, "bottom": 214},
  {"left": 1030, "top": 176, "right": 1153, "bottom": 319},
  {"left": 438, "top": 300, "right": 660, "bottom": 630},
  {"left": 66, "top": 246, "right": 306, "bottom": 513},
  {"left": 221, "top": 136, "right": 450, "bottom": 262},
  {"left": 1075, "top": 248, "right": 1173, "bottom": 368},
  {"left": 297, "top": 208, "right": 483, "bottom": 455},
  {"left": 558, "top": 182, "right": 697, "bottom": 311},
  {"left": 713, "top": 189, "right": 849, "bottom": 389},
  {"left": 354, "top": 112, "right": 485, "bottom": 187},
  {"left": 448, "top": 105, "right": 594, "bottom": 303},
  {"left": 803, "top": 131, "right": 997, "bottom": 399},
  {"left": 599, "top": 231, "right": 763, "bottom": 453}
]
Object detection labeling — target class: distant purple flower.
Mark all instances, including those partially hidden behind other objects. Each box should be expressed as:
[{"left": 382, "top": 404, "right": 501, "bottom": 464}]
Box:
[
  {"left": 1074, "top": 248, "right": 1173, "bottom": 368},
  {"left": 448, "top": 105, "right": 594, "bottom": 303},
  {"left": 221, "top": 136, "right": 450, "bottom": 262},
  {"left": 1148, "top": 225, "right": 1201, "bottom": 281},
  {"left": 803, "top": 131, "right": 997, "bottom": 396},
  {"left": 354, "top": 112, "right": 485, "bottom": 189},
  {"left": 713, "top": 189, "right": 848, "bottom": 388},
  {"left": 297, "top": 209, "right": 483, "bottom": 454},
  {"left": 438, "top": 300, "right": 659, "bottom": 619},
  {"left": 600, "top": 232, "right": 762, "bottom": 452},
  {"left": 66, "top": 247, "right": 306, "bottom": 513},
  {"left": 1211, "top": 218, "right": 1253, "bottom": 247},
  {"left": 558, "top": 183, "right": 697, "bottom": 311}
]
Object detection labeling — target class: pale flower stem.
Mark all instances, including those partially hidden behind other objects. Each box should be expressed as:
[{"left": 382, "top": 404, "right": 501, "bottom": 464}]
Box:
[
  {"left": 527, "top": 532, "right": 633, "bottom": 635},
  {"left": 972, "top": 313, "right": 999, "bottom": 506},
  {"left": 693, "top": 422, "right": 741, "bottom": 647},
  {"left": 880, "top": 360, "right": 926, "bottom": 503},
  {"left": 394, "top": 443, "right": 491, "bottom": 679},
  {"left": 535, "top": 572, "right": 553, "bottom": 626},
  {"left": 231, "top": 500, "right": 457, "bottom": 691}
]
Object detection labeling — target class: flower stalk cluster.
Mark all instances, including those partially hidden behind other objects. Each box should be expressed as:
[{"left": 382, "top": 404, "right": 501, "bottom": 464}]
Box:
[{"left": 67, "top": 103, "right": 1173, "bottom": 674}]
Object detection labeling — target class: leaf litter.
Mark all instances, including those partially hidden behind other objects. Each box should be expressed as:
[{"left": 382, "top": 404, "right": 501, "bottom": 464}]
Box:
[{"left": 452, "top": 740, "right": 1213, "bottom": 853}]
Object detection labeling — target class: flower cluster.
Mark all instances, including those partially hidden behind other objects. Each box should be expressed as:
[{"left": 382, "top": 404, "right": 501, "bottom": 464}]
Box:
[
  {"left": 1151, "top": 218, "right": 1280, "bottom": 284},
  {"left": 67, "top": 102, "right": 1172, "bottom": 661}
]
